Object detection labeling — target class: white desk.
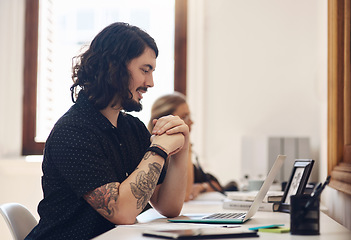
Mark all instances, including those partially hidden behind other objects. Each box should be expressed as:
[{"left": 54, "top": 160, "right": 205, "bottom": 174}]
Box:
[{"left": 93, "top": 193, "right": 351, "bottom": 239}]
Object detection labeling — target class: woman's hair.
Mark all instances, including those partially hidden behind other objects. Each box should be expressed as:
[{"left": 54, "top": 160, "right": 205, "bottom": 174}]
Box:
[
  {"left": 71, "top": 22, "right": 158, "bottom": 110},
  {"left": 148, "top": 92, "right": 186, "bottom": 132}
]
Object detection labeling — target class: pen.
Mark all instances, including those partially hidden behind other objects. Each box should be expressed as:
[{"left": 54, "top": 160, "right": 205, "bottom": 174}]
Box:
[
  {"left": 222, "top": 225, "right": 240, "bottom": 228},
  {"left": 304, "top": 176, "right": 330, "bottom": 209},
  {"left": 311, "top": 182, "right": 322, "bottom": 197}
]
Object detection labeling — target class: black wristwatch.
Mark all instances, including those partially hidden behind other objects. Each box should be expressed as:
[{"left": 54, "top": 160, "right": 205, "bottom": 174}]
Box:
[{"left": 146, "top": 146, "right": 168, "bottom": 162}]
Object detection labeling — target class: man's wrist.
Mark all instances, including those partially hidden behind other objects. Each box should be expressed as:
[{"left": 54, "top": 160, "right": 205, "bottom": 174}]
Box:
[{"left": 146, "top": 145, "right": 168, "bottom": 162}]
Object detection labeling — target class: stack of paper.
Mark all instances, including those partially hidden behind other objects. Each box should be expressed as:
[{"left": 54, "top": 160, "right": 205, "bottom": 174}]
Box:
[
  {"left": 223, "top": 191, "right": 284, "bottom": 212},
  {"left": 226, "top": 191, "right": 284, "bottom": 203}
]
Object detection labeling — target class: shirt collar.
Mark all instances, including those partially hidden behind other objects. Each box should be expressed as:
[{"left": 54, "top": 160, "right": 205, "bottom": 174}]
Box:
[{"left": 75, "top": 92, "right": 121, "bottom": 132}]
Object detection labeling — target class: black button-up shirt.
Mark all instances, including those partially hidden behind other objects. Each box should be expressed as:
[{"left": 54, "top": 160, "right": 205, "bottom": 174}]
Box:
[{"left": 26, "top": 92, "right": 165, "bottom": 240}]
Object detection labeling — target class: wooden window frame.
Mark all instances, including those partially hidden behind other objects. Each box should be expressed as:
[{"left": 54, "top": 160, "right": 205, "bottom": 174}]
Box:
[
  {"left": 22, "top": 0, "right": 41, "bottom": 155},
  {"left": 328, "top": 0, "right": 351, "bottom": 195},
  {"left": 22, "top": 0, "right": 187, "bottom": 155}
]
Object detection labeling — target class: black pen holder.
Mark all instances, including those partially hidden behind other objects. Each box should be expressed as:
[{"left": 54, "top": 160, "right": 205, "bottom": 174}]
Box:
[{"left": 290, "top": 194, "right": 320, "bottom": 235}]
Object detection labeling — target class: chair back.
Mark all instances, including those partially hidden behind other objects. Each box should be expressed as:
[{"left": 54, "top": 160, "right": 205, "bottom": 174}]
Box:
[{"left": 0, "top": 203, "right": 37, "bottom": 240}]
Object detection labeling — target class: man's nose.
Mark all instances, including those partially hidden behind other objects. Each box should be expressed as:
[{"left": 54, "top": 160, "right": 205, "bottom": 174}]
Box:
[{"left": 146, "top": 74, "right": 154, "bottom": 88}]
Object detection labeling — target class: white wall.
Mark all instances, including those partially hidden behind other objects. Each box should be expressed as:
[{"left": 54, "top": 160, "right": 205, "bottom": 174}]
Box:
[
  {"left": 0, "top": 1, "right": 38, "bottom": 238},
  {"left": 188, "top": 0, "right": 326, "bottom": 185},
  {"left": 0, "top": 160, "right": 42, "bottom": 239},
  {"left": 0, "top": 0, "right": 24, "bottom": 158},
  {"left": 188, "top": 0, "right": 351, "bottom": 230}
]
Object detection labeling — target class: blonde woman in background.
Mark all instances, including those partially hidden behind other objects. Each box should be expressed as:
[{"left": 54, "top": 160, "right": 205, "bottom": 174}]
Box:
[{"left": 148, "top": 92, "right": 236, "bottom": 202}]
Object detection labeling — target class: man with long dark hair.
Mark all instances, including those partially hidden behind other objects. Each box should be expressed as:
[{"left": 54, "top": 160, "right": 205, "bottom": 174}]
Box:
[{"left": 26, "top": 22, "right": 189, "bottom": 240}]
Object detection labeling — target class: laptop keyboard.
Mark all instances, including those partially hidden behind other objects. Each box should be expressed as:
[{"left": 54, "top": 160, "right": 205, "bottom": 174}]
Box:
[{"left": 203, "top": 212, "right": 246, "bottom": 220}]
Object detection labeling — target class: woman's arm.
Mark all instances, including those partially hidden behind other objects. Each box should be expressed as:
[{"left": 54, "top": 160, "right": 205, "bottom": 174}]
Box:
[{"left": 184, "top": 147, "right": 194, "bottom": 202}]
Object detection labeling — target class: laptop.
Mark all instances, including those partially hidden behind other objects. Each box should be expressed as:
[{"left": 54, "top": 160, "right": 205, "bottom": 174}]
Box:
[{"left": 168, "top": 155, "right": 286, "bottom": 224}]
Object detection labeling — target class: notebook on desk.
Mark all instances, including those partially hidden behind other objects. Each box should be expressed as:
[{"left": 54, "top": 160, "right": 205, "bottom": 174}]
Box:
[{"left": 168, "top": 155, "right": 286, "bottom": 224}]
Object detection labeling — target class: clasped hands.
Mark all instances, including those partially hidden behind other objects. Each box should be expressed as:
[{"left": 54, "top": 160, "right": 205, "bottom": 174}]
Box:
[{"left": 150, "top": 115, "right": 189, "bottom": 156}]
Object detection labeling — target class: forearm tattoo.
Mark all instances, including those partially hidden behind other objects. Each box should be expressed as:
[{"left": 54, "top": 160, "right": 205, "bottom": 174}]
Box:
[
  {"left": 130, "top": 162, "right": 162, "bottom": 209},
  {"left": 143, "top": 151, "right": 154, "bottom": 160},
  {"left": 84, "top": 182, "right": 120, "bottom": 219}
]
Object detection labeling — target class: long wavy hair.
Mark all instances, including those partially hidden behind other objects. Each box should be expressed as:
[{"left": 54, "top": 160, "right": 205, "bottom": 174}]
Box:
[
  {"left": 147, "top": 92, "right": 186, "bottom": 132},
  {"left": 71, "top": 22, "right": 158, "bottom": 110}
]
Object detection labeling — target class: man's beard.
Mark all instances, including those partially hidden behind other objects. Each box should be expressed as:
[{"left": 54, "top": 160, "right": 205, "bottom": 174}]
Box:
[{"left": 122, "top": 97, "right": 142, "bottom": 112}]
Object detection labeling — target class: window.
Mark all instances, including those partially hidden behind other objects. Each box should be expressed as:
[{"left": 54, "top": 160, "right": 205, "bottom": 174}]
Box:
[
  {"left": 327, "top": 0, "right": 351, "bottom": 195},
  {"left": 22, "top": 0, "right": 187, "bottom": 155}
]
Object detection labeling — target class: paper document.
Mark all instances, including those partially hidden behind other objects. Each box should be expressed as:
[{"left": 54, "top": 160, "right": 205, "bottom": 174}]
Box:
[{"left": 226, "top": 190, "right": 283, "bottom": 202}]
